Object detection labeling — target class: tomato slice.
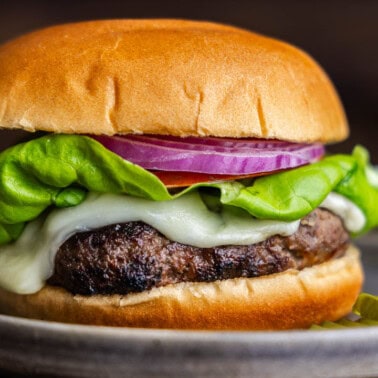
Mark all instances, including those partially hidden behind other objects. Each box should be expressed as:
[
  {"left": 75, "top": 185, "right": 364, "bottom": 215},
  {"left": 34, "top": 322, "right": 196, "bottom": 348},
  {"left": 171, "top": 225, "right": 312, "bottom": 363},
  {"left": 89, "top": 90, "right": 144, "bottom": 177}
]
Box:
[{"left": 152, "top": 170, "right": 274, "bottom": 188}]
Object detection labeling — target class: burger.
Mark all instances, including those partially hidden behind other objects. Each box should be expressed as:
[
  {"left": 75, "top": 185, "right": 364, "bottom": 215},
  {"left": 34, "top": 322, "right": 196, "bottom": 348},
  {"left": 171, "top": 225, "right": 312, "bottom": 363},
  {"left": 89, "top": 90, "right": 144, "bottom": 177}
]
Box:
[{"left": 0, "top": 19, "right": 376, "bottom": 330}]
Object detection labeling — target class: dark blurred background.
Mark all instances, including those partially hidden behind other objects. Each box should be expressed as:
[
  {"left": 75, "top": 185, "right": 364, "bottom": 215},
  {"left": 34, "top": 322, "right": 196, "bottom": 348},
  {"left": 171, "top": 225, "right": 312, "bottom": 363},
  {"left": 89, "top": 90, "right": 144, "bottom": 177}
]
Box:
[{"left": 0, "top": 0, "right": 377, "bottom": 160}]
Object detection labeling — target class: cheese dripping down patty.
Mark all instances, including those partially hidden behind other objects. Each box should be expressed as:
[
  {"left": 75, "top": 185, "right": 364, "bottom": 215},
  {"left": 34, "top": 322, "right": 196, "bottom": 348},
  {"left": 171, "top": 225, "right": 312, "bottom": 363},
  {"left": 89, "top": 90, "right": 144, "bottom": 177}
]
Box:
[{"left": 0, "top": 191, "right": 365, "bottom": 295}]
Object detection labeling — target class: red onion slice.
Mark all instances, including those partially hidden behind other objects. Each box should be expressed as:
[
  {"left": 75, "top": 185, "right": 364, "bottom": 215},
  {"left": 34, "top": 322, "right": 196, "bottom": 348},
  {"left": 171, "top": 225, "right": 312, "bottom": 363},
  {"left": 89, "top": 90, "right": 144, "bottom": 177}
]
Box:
[{"left": 92, "top": 135, "right": 324, "bottom": 175}]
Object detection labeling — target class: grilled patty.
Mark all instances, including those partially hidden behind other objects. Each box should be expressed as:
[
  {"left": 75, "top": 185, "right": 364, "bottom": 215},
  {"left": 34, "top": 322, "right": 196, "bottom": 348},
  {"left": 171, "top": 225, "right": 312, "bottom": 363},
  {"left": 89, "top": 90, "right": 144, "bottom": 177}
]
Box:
[{"left": 48, "top": 208, "right": 349, "bottom": 295}]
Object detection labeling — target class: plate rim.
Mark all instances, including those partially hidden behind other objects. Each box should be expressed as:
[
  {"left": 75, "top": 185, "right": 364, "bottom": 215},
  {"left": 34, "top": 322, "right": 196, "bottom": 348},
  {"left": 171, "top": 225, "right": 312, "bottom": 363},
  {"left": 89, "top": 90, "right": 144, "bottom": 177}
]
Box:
[{"left": 2, "top": 313, "right": 378, "bottom": 377}]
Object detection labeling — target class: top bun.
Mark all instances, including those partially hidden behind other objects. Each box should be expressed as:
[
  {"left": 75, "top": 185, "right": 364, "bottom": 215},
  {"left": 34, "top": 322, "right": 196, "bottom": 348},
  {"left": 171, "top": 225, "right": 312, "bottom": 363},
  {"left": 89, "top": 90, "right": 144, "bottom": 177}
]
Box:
[{"left": 0, "top": 19, "right": 348, "bottom": 143}]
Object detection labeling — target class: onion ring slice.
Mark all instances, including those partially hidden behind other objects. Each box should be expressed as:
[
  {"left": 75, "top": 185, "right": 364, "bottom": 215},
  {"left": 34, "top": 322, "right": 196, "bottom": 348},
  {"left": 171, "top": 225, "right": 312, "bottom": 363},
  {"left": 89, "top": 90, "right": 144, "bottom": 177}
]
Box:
[{"left": 93, "top": 135, "right": 324, "bottom": 175}]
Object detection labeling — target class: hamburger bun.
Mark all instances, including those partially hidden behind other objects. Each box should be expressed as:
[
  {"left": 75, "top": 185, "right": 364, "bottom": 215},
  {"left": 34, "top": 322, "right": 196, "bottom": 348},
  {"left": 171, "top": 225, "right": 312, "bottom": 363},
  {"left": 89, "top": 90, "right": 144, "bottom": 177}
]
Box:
[
  {"left": 0, "top": 19, "right": 347, "bottom": 142},
  {"left": 0, "top": 246, "right": 362, "bottom": 330}
]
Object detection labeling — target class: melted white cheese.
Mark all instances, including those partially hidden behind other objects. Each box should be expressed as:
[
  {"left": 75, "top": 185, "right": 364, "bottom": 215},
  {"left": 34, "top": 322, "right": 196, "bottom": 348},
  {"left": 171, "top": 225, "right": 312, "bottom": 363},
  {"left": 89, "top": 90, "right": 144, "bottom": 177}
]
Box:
[
  {"left": 366, "top": 166, "right": 378, "bottom": 189},
  {"left": 320, "top": 192, "right": 365, "bottom": 233},
  {"left": 0, "top": 191, "right": 365, "bottom": 294}
]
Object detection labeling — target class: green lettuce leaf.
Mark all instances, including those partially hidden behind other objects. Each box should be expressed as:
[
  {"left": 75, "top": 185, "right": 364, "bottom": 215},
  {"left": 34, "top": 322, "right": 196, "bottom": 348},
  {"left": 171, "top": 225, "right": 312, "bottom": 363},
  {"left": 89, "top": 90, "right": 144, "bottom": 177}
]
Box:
[
  {"left": 0, "top": 135, "right": 170, "bottom": 243},
  {"left": 0, "top": 134, "right": 377, "bottom": 245},
  {"left": 212, "top": 146, "right": 378, "bottom": 234},
  {"left": 335, "top": 146, "right": 378, "bottom": 233},
  {"left": 353, "top": 293, "right": 378, "bottom": 320},
  {"left": 215, "top": 154, "right": 356, "bottom": 220}
]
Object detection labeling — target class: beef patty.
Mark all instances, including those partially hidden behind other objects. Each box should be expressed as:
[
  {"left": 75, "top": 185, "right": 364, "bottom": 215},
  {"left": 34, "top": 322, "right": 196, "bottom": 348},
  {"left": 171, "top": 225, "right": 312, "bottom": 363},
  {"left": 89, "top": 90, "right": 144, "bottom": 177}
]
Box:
[{"left": 48, "top": 208, "right": 349, "bottom": 295}]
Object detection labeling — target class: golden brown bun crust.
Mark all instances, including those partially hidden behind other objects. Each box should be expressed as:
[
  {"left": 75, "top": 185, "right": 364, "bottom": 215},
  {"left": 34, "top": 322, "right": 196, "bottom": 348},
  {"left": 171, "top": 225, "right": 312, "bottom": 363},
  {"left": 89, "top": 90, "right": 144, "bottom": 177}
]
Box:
[
  {"left": 0, "top": 246, "right": 362, "bottom": 330},
  {"left": 0, "top": 19, "right": 347, "bottom": 143}
]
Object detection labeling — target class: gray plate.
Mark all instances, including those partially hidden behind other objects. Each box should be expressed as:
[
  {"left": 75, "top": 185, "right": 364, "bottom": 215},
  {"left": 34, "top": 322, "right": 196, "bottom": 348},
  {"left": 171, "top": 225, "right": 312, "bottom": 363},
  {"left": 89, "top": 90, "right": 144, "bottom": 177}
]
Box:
[{"left": 0, "top": 235, "right": 378, "bottom": 378}]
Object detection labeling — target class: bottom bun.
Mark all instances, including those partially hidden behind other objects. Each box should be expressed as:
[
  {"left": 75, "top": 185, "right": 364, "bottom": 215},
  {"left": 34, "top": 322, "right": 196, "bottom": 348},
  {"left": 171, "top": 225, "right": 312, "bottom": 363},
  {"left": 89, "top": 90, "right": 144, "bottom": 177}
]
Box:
[{"left": 0, "top": 245, "right": 363, "bottom": 330}]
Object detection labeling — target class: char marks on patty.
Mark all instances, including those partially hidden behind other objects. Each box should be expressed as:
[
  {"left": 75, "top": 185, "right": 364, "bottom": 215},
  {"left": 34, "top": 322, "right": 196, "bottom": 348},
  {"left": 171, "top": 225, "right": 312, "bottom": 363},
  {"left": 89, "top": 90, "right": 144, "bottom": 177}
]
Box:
[{"left": 48, "top": 208, "right": 349, "bottom": 295}]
